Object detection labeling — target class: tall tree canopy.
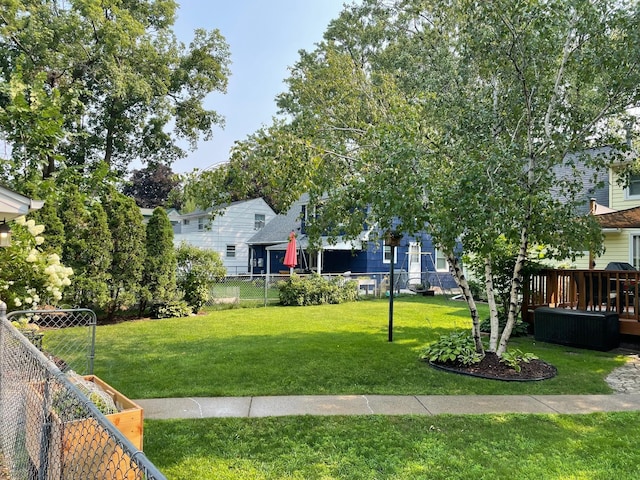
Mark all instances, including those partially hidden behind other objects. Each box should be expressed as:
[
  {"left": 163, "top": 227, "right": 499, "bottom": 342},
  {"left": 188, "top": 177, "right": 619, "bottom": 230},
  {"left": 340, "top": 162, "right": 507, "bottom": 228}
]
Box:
[{"left": 0, "top": 0, "right": 230, "bottom": 188}]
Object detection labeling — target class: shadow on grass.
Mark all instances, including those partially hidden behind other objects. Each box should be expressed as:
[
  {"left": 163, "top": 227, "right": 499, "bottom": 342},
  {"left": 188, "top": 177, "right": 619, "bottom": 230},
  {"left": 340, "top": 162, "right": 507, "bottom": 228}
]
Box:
[{"left": 144, "top": 412, "right": 640, "bottom": 480}]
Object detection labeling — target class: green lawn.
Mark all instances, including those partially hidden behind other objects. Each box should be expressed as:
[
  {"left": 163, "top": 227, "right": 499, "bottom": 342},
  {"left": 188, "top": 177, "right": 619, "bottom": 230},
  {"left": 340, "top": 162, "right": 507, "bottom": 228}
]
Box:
[
  {"left": 146, "top": 413, "right": 640, "bottom": 479},
  {"left": 46, "top": 295, "right": 636, "bottom": 480},
  {"left": 78, "top": 296, "right": 625, "bottom": 399}
]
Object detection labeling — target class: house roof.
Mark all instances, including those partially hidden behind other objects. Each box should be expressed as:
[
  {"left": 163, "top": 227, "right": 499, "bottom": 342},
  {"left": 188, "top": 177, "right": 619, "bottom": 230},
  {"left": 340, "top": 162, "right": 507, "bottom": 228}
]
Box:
[
  {"left": 0, "top": 186, "right": 44, "bottom": 220},
  {"left": 595, "top": 205, "right": 640, "bottom": 229},
  {"left": 248, "top": 199, "right": 303, "bottom": 245},
  {"left": 249, "top": 194, "right": 366, "bottom": 251}
]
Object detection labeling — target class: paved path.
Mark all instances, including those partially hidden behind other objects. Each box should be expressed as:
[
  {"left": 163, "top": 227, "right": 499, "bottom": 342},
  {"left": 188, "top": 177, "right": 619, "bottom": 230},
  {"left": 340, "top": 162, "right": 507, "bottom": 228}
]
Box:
[
  {"left": 135, "top": 393, "right": 640, "bottom": 419},
  {"left": 135, "top": 352, "right": 640, "bottom": 420}
]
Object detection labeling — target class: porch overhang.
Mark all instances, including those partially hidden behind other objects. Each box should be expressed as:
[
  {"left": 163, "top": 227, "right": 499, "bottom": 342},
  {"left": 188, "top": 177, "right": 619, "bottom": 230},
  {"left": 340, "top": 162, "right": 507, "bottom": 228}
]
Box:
[{"left": 0, "top": 186, "right": 44, "bottom": 220}]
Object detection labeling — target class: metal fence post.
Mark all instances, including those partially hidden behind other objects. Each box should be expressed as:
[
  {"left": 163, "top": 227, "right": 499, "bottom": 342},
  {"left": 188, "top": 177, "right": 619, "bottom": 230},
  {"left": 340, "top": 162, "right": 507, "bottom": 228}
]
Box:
[
  {"left": 0, "top": 299, "right": 5, "bottom": 415},
  {"left": 264, "top": 274, "right": 268, "bottom": 307}
]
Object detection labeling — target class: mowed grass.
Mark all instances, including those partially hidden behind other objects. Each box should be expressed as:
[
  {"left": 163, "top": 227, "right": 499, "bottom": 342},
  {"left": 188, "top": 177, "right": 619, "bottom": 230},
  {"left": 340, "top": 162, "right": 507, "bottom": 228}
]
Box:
[
  {"left": 70, "top": 296, "right": 627, "bottom": 399},
  {"left": 44, "top": 296, "right": 638, "bottom": 479},
  {"left": 146, "top": 412, "right": 640, "bottom": 480}
]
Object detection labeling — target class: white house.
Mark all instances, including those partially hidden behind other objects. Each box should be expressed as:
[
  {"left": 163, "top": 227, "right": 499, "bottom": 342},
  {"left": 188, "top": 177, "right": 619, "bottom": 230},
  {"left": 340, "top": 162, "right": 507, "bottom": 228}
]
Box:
[{"left": 173, "top": 198, "right": 276, "bottom": 275}]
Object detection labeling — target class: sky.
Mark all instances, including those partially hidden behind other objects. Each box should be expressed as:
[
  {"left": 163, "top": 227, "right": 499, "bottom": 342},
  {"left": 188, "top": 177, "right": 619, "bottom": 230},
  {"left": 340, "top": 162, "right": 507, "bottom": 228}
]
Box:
[{"left": 171, "top": 1, "right": 355, "bottom": 174}]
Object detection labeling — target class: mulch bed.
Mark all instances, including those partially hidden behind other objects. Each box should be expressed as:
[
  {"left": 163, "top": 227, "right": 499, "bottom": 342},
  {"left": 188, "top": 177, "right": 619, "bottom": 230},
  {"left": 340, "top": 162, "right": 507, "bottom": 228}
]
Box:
[{"left": 429, "top": 352, "right": 557, "bottom": 382}]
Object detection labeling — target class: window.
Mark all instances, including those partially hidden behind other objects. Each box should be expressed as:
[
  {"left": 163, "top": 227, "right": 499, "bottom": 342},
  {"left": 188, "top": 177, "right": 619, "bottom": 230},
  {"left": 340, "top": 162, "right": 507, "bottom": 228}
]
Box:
[
  {"left": 198, "top": 217, "right": 207, "bottom": 231},
  {"left": 226, "top": 245, "right": 236, "bottom": 258},
  {"left": 182, "top": 219, "right": 190, "bottom": 226},
  {"left": 631, "top": 235, "right": 640, "bottom": 269},
  {"left": 255, "top": 213, "right": 265, "bottom": 230},
  {"left": 382, "top": 243, "right": 397, "bottom": 264},
  {"left": 434, "top": 248, "right": 448, "bottom": 272},
  {"left": 626, "top": 174, "right": 640, "bottom": 199}
]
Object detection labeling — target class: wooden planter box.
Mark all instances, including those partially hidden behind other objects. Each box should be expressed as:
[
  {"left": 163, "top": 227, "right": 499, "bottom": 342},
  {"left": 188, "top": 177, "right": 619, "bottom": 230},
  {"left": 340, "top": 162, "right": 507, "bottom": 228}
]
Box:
[{"left": 26, "top": 376, "right": 144, "bottom": 479}]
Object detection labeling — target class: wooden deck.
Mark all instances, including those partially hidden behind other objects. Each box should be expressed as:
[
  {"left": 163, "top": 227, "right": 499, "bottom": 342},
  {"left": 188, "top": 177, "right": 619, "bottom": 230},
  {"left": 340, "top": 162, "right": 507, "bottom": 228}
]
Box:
[{"left": 523, "top": 269, "right": 640, "bottom": 336}]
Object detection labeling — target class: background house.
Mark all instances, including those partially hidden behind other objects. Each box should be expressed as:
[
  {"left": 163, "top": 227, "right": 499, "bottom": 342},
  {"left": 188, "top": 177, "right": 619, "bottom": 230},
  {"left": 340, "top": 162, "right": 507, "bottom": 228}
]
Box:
[
  {"left": 248, "top": 194, "right": 458, "bottom": 291},
  {"left": 587, "top": 155, "right": 640, "bottom": 270},
  {"left": 173, "top": 198, "right": 276, "bottom": 275}
]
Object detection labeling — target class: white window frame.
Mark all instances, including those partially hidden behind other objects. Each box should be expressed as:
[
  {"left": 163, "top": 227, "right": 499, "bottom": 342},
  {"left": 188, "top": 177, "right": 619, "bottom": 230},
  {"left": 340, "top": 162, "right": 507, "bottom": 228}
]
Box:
[
  {"left": 434, "top": 248, "right": 448, "bottom": 272},
  {"left": 226, "top": 244, "right": 236, "bottom": 258},
  {"left": 382, "top": 242, "right": 398, "bottom": 264},
  {"left": 254, "top": 213, "right": 266, "bottom": 230},
  {"left": 625, "top": 173, "right": 640, "bottom": 199},
  {"left": 629, "top": 232, "right": 640, "bottom": 269},
  {"left": 198, "top": 217, "right": 207, "bottom": 231},
  {"left": 182, "top": 219, "right": 190, "bottom": 226}
]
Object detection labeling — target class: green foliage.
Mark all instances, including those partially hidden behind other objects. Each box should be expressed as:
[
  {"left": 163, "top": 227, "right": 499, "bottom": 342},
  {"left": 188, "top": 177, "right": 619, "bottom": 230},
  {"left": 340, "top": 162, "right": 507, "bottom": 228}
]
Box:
[
  {"left": 467, "top": 279, "right": 486, "bottom": 302},
  {"left": 29, "top": 196, "right": 65, "bottom": 255},
  {"left": 0, "top": 215, "right": 73, "bottom": 310},
  {"left": 218, "top": 0, "right": 640, "bottom": 356},
  {"left": 140, "top": 207, "right": 177, "bottom": 314},
  {"left": 278, "top": 274, "right": 359, "bottom": 306},
  {"left": 499, "top": 349, "right": 539, "bottom": 373},
  {"left": 58, "top": 186, "right": 112, "bottom": 310},
  {"left": 0, "top": 0, "right": 231, "bottom": 182},
  {"left": 150, "top": 300, "right": 192, "bottom": 319},
  {"left": 464, "top": 238, "right": 546, "bottom": 316},
  {"left": 102, "top": 189, "right": 146, "bottom": 320},
  {"left": 175, "top": 242, "right": 226, "bottom": 313},
  {"left": 419, "top": 331, "right": 484, "bottom": 366},
  {"left": 479, "top": 314, "right": 529, "bottom": 337}
]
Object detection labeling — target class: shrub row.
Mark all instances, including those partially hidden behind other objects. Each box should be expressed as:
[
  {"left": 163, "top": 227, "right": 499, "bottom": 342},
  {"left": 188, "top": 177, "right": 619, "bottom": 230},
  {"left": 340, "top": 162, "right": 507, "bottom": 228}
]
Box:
[{"left": 278, "top": 274, "right": 359, "bottom": 306}]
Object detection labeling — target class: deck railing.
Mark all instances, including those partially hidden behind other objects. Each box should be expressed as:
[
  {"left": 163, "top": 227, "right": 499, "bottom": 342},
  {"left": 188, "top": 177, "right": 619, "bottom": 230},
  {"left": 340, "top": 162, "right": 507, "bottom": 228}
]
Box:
[{"left": 523, "top": 269, "right": 640, "bottom": 336}]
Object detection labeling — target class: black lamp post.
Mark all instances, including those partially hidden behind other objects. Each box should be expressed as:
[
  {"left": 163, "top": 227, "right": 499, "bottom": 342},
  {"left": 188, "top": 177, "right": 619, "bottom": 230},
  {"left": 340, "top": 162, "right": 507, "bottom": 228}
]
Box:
[{"left": 385, "top": 231, "right": 402, "bottom": 342}]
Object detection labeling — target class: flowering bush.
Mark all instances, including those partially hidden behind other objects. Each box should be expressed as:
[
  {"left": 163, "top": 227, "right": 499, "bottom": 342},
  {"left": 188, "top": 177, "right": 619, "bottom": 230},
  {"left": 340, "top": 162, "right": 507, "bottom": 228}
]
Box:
[{"left": 0, "top": 216, "right": 73, "bottom": 310}]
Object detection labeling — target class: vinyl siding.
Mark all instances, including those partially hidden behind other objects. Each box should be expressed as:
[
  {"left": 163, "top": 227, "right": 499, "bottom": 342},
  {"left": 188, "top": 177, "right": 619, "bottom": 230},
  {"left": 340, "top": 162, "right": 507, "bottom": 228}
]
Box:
[
  {"left": 593, "top": 230, "right": 630, "bottom": 268},
  {"left": 174, "top": 198, "right": 276, "bottom": 274},
  {"left": 610, "top": 169, "right": 640, "bottom": 210}
]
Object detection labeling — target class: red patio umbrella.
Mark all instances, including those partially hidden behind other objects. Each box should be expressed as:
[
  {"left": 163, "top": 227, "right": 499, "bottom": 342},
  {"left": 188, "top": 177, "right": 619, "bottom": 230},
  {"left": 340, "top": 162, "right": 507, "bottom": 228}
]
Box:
[{"left": 283, "top": 231, "right": 297, "bottom": 272}]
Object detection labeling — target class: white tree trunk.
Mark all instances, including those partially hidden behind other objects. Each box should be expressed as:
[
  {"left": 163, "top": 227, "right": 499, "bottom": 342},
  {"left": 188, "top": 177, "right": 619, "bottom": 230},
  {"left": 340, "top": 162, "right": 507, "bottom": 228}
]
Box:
[
  {"left": 484, "top": 255, "right": 500, "bottom": 352},
  {"left": 496, "top": 224, "right": 529, "bottom": 357},
  {"left": 447, "top": 251, "right": 484, "bottom": 354}
]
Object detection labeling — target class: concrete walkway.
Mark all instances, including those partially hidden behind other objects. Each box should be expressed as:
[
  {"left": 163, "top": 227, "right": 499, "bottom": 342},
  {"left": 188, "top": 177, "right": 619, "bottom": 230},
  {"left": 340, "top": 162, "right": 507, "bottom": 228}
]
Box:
[
  {"left": 135, "top": 352, "right": 640, "bottom": 420},
  {"left": 135, "top": 393, "right": 640, "bottom": 419}
]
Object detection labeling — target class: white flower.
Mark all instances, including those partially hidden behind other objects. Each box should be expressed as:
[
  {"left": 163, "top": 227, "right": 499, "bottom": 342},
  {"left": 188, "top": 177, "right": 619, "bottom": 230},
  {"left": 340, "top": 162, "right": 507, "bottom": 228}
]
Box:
[
  {"left": 14, "top": 216, "right": 26, "bottom": 226},
  {"left": 14, "top": 298, "right": 22, "bottom": 307},
  {"left": 35, "top": 236, "right": 45, "bottom": 245},
  {"left": 28, "top": 224, "right": 45, "bottom": 236}
]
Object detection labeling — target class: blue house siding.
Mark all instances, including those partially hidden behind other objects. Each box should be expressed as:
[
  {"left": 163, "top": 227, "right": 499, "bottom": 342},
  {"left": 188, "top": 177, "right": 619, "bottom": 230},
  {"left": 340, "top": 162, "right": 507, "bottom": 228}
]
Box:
[{"left": 247, "top": 194, "right": 458, "bottom": 289}]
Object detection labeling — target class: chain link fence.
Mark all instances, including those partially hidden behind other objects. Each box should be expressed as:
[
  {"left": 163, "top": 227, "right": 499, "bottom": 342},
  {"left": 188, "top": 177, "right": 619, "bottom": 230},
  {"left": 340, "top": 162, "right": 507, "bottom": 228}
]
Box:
[
  {"left": 0, "top": 303, "right": 166, "bottom": 480},
  {"left": 7, "top": 308, "right": 97, "bottom": 375},
  {"left": 205, "top": 271, "right": 454, "bottom": 308}
]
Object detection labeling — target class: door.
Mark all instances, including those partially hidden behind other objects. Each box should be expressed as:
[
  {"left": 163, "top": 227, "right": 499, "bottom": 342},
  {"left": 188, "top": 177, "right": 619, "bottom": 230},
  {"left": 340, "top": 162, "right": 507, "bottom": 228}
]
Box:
[{"left": 408, "top": 242, "right": 421, "bottom": 284}]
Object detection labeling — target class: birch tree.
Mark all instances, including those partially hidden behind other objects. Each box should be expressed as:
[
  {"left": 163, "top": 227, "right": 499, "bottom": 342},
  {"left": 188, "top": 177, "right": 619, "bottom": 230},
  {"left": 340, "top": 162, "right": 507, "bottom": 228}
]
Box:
[{"left": 185, "top": 0, "right": 640, "bottom": 356}]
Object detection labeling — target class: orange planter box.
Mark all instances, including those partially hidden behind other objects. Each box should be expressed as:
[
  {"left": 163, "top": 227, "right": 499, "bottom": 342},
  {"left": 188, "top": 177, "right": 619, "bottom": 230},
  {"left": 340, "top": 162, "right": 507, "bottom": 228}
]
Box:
[{"left": 26, "top": 376, "right": 144, "bottom": 479}]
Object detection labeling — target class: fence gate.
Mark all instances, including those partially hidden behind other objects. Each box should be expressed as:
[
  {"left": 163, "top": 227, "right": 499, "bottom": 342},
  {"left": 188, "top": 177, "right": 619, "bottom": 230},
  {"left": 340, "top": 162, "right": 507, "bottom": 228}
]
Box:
[{"left": 7, "top": 308, "right": 97, "bottom": 375}]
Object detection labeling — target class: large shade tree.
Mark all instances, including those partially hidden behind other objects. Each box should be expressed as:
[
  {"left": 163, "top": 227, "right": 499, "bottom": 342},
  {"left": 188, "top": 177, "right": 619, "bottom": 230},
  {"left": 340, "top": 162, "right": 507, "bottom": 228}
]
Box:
[{"left": 0, "top": 0, "right": 230, "bottom": 187}]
